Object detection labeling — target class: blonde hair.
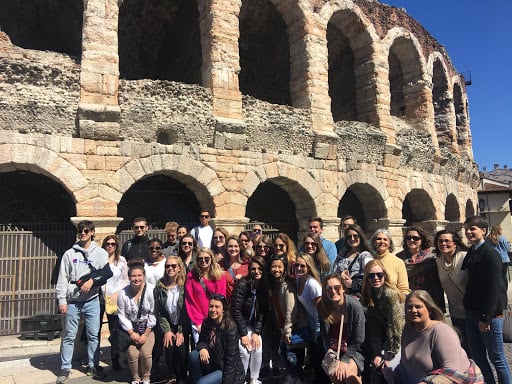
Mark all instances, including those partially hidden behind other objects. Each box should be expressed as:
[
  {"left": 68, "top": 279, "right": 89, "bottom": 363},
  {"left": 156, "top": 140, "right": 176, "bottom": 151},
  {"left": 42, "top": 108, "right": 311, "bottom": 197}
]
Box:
[
  {"left": 162, "top": 256, "right": 186, "bottom": 286},
  {"left": 303, "top": 232, "right": 330, "bottom": 275},
  {"left": 317, "top": 273, "right": 345, "bottom": 324},
  {"left": 361, "top": 259, "right": 404, "bottom": 307},
  {"left": 193, "top": 247, "right": 224, "bottom": 281},
  {"left": 488, "top": 225, "right": 502, "bottom": 245},
  {"left": 274, "top": 232, "right": 297, "bottom": 263},
  {"left": 296, "top": 253, "right": 321, "bottom": 283}
]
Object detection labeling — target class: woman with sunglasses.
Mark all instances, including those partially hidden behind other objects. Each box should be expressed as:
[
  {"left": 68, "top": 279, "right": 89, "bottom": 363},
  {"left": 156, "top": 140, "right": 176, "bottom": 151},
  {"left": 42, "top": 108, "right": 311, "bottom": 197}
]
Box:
[
  {"left": 318, "top": 273, "right": 365, "bottom": 384},
  {"left": 370, "top": 229, "right": 409, "bottom": 296},
  {"left": 178, "top": 234, "right": 198, "bottom": 273},
  {"left": 303, "top": 232, "right": 332, "bottom": 282},
  {"left": 224, "top": 235, "right": 249, "bottom": 301},
  {"left": 155, "top": 256, "right": 190, "bottom": 384},
  {"left": 189, "top": 295, "right": 246, "bottom": 384},
  {"left": 333, "top": 224, "right": 373, "bottom": 297},
  {"left": 101, "top": 234, "right": 129, "bottom": 370},
  {"left": 396, "top": 226, "right": 445, "bottom": 312},
  {"left": 185, "top": 247, "right": 226, "bottom": 344},
  {"left": 274, "top": 233, "right": 298, "bottom": 276},
  {"left": 254, "top": 235, "right": 273, "bottom": 259},
  {"left": 231, "top": 256, "right": 268, "bottom": 384},
  {"left": 210, "top": 228, "right": 229, "bottom": 267},
  {"left": 239, "top": 231, "right": 255, "bottom": 257},
  {"left": 117, "top": 259, "right": 156, "bottom": 384},
  {"left": 144, "top": 238, "right": 166, "bottom": 286},
  {"left": 360, "top": 260, "right": 404, "bottom": 383}
]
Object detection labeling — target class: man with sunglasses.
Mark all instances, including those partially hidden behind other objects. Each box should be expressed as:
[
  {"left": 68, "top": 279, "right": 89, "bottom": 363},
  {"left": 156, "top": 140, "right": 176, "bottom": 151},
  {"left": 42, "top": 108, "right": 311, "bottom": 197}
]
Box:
[
  {"left": 121, "top": 217, "right": 150, "bottom": 261},
  {"left": 55, "top": 220, "right": 112, "bottom": 384},
  {"left": 190, "top": 211, "right": 214, "bottom": 248}
]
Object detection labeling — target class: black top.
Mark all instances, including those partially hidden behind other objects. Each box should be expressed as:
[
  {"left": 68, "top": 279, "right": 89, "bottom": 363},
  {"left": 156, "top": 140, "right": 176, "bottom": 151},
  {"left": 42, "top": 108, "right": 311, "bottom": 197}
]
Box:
[
  {"left": 121, "top": 234, "right": 150, "bottom": 261},
  {"left": 231, "top": 278, "right": 266, "bottom": 337}
]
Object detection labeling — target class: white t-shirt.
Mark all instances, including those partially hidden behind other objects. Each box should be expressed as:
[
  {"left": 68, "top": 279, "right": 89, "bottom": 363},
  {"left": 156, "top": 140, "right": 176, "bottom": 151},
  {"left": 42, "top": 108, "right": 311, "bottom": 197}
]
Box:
[
  {"left": 192, "top": 225, "right": 213, "bottom": 248},
  {"left": 297, "top": 276, "right": 322, "bottom": 336},
  {"left": 144, "top": 258, "right": 166, "bottom": 285}
]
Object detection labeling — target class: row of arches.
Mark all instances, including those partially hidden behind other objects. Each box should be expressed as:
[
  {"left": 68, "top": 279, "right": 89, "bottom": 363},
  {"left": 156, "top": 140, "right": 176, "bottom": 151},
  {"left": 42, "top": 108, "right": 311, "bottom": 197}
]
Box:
[{"left": 0, "top": 0, "right": 471, "bottom": 154}]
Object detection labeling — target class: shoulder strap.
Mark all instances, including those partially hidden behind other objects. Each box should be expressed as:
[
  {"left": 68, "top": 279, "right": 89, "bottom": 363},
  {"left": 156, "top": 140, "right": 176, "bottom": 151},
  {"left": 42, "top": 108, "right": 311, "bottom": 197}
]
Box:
[
  {"left": 347, "top": 253, "right": 359, "bottom": 272},
  {"left": 336, "top": 312, "right": 345, "bottom": 358},
  {"left": 197, "top": 272, "right": 212, "bottom": 297},
  {"left": 137, "top": 284, "right": 147, "bottom": 318}
]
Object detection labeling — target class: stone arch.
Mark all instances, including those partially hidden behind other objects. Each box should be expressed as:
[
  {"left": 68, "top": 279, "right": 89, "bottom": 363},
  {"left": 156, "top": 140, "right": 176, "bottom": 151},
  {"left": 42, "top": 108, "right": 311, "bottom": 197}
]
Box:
[
  {"left": 118, "top": 0, "right": 202, "bottom": 83},
  {"left": 338, "top": 182, "right": 387, "bottom": 231},
  {"left": 430, "top": 54, "right": 457, "bottom": 153},
  {"left": 112, "top": 155, "right": 223, "bottom": 214},
  {"left": 445, "top": 193, "right": 460, "bottom": 222},
  {"left": 0, "top": 0, "right": 83, "bottom": 57},
  {"left": 452, "top": 77, "right": 472, "bottom": 156},
  {"left": 402, "top": 188, "right": 437, "bottom": 226},
  {"left": 465, "top": 199, "right": 475, "bottom": 218}
]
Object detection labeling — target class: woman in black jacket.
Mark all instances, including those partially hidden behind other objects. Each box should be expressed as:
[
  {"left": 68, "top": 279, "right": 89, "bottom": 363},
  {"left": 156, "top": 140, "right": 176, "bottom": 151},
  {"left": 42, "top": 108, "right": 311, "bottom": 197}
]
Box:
[
  {"left": 231, "top": 255, "right": 267, "bottom": 384},
  {"left": 189, "top": 294, "right": 245, "bottom": 384}
]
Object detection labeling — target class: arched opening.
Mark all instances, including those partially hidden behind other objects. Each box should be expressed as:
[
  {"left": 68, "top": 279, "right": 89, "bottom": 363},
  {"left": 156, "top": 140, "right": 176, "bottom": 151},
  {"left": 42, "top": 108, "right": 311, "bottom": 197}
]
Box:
[
  {"left": 338, "top": 183, "right": 387, "bottom": 231},
  {"left": 119, "top": 0, "right": 202, "bottom": 83},
  {"left": 454, "top": 83, "right": 469, "bottom": 150},
  {"left": 445, "top": 193, "right": 460, "bottom": 222},
  {"left": 245, "top": 181, "right": 303, "bottom": 241},
  {"left": 327, "top": 19, "right": 356, "bottom": 121},
  {"left": 402, "top": 189, "right": 436, "bottom": 226},
  {"left": 432, "top": 59, "right": 453, "bottom": 150},
  {"left": 389, "top": 50, "right": 405, "bottom": 117},
  {"left": 0, "top": 0, "right": 83, "bottom": 57},
  {"left": 465, "top": 199, "right": 475, "bottom": 219},
  {"left": 117, "top": 174, "right": 202, "bottom": 231},
  {"left": 239, "top": 0, "right": 290, "bottom": 105}
]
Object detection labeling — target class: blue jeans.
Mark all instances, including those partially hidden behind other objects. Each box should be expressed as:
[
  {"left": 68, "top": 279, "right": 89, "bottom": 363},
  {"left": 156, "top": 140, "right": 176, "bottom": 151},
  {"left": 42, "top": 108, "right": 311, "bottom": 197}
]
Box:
[
  {"left": 465, "top": 312, "right": 511, "bottom": 384},
  {"left": 189, "top": 349, "right": 222, "bottom": 384},
  {"left": 61, "top": 298, "right": 100, "bottom": 370}
]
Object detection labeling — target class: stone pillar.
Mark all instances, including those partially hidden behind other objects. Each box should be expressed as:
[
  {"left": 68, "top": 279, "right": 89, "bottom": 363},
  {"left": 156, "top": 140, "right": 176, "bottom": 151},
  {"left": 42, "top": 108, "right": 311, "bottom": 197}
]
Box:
[
  {"left": 320, "top": 216, "right": 342, "bottom": 243},
  {"left": 78, "top": 0, "right": 121, "bottom": 140},
  {"left": 70, "top": 216, "right": 123, "bottom": 244},
  {"left": 213, "top": 217, "right": 250, "bottom": 237},
  {"left": 199, "top": 0, "right": 243, "bottom": 121}
]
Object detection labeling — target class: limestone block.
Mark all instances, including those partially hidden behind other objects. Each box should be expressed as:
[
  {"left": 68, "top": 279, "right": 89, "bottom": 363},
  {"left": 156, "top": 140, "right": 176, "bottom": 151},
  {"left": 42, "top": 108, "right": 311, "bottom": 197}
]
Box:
[
  {"left": 76, "top": 197, "right": 118, "bottom": 217},
  {"left": 61, "top": 154, "right": 87, "bottom": 170},
  {"left": 86, "top": 155, "right": 106, "bottom": 170},
  {"left": 99, "top": 184, "right": 122, "bottom": 204},
  {"left": 124, "top": 159, "right": 145, "bottom": 182}
]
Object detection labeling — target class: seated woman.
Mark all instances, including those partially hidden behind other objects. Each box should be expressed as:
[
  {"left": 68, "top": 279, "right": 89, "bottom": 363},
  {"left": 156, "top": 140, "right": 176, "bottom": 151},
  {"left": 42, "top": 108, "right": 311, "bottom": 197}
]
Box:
[
  {"left": 386, "top": 290, "right": 484, "bottom": 384},
  {"left": 360, "top": 260, "right": 404, "bottom": 383},
  {"left": 318, "top": 273, "right": 366, "bottom": 384},
  {"left": 189, "top": 295, "right": 245, "bottom": 384}
]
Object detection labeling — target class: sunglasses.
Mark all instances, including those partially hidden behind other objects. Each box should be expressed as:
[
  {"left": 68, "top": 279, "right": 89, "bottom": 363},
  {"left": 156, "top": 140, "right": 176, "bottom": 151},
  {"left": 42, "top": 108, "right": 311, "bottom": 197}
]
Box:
[
  {"left": 134, "top": 226, "right": 146, "bottom": 230},
  {"left": 210, "top": 293, "right": 226, "bottom": 301},
  {"left": 149, "top": 246, "right": 161, "bottom": 251},
  {"left": 406, "top": 235, "right": 421, "bottom": 241},
  {"left": 77, "top": 229, "right": 90, "bottom": 234},
  {"left": 304, "top": 241, "right": 317, "bottom": 247},
  {"left": 240, "top": 238, "right": 249, "bottom": 243},
  {"left": 250, "top": 267, "right": 263, "bottom": 272},
  {"left": 197, "top": 257, "right": 211, "bottom": 263},
  {"left": 181, "top": 242, "right": 193, "bottom": 246},
  {"left": 105, "top": 242, "right": 117, "bottom": 247},
  {"left": 165, "top": 264, "right": 178, "bottom": 269},
  {"left": 275, "top": 244, "right": 285, "bottom": 250},
  {"left": 253, "top": 229, "right": 262, "bottom": 233},
  {"left": 294, "top": 263, "right": 307, "bottom": 269},
  {"left": 200, "top": 215, "right": 210, "bottom": 219},
  {"left": 213, "top": 236, "right": 224, "bottom": 241},
  {"left": 257, "top": 245, "right": 269, "bottom": 250},
  {"left": 368, "top": 272, "right": 385, "bottom": 280},
  {"left": 347, "top": 234, "right": 360, "bottom": 240},
  {"left": 326, "top": 285, "right": 342, "bottom": 293}
]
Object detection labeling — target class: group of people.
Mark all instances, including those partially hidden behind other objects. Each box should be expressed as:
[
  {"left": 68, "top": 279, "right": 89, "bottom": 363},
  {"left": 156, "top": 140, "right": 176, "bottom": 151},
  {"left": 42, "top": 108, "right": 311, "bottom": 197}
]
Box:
[{"left": 54, "top": 213, "right": 511, "bottom": 384}]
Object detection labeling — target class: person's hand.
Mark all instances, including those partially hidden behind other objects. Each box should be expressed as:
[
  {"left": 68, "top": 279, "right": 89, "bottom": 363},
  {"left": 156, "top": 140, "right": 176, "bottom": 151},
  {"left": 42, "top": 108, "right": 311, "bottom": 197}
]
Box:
[
  {"left": 251, "top": 333, "right": 261, "bottom": 349},
  {"left": 138, "top": 333, "right": 147, "bottom": 345},
  {"left": 373, "top": 356, "right": 383, "bottom": 368},
  {"left": 163, "top": 331, "right": 175, "bottom": 348},
  {"left": 58, "top": 304, "right": 68, "bottom": 314},
  {"left": 199, "top": 348, "right": 210, "bottom": 364},
  {"left": 175, "top": 332, "right": 184, "bottom": 347},
  {"left": 341, "top": 270, "right": 352, "bottom": 288},
  {"left": 241, "top": 335, "right": 252, "bottom": 351},
  {"left": 130, "top": 331, "right": 141, "bottom": 344},
  {"left": 335, "top": 360, "right": 348, "bottom": 381},
  {"left": 479, "top": 321, "right": 491, "bottom": 333},
  {"left": 80, "top": 279, "right": 93, "bottom": 293}
]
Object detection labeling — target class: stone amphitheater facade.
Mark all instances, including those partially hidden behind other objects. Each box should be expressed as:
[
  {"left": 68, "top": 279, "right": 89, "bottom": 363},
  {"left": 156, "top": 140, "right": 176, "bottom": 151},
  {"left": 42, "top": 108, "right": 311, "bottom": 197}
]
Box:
[{"left": 0, "top": 0, "right": 479, "bottom": 242}]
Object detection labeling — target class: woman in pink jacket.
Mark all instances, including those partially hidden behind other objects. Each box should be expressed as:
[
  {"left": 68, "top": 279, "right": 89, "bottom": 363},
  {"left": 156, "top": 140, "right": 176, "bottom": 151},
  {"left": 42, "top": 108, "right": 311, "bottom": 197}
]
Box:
[{"left": 185, "top": 247, "right": 227, "bottom": 343}]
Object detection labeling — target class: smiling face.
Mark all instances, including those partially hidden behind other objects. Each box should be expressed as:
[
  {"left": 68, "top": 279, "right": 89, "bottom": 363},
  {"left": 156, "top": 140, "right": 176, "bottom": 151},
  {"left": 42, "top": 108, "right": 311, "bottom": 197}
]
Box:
[
  {"left": 177, "top": 227, "right": 187, "bottom": 240},
  {"left": 77, "top": 226, "right": 94, "bottom": 245},
  {"left": 213, "top": 231, "right": 226, "bottom": 248},
  {"left": 405, "top": 230, "right": 422, "bottom": 253},
  {"left": 181, "top": 236, "right": 194, "bottom": 256},
  {"left": 227, "top": 238, "right": 240, "bottom": 260},
  {"left": 294, "top": 257, "right": 308, "bottom": 277},
  {"left": 250, "top": 261, "right": 264, "bottom": 280},
  {"left": 270, "top": 259, "right": 285, "bottom": 280},
  {"left": 345, "top": 229, "right": 361, "bottom": 250},
  {"left": 367, "top": 265, "right": 385, "bottom": 289},
  {"left": 274, "top": 238, "right": 287, "bottom": 256},
  {"left": 465, "top": 225, "right": 486, "bottom": 245},
  {"left": 208, "top": 298, "right": 224, "bottom": 323},
  {"left": 437, "top": 233, "right": 456, "bottom": 256},
  {"left": 325, "top": 277, "right": 344, "bottom": 302},
  {"left": 373, "top": 232, "right": 390, "bottom": 255},
  {"left": 303, "top": 236, "right": 317, "bottom": 256},
  {"left": 406, "top": 295, "right": 431, "bottom": 329},
  {"left": 196, "top": 251, "right": 212, "bottom": 272},
  {"left": 309, "top": 220, "right": 323, "bottom": 235},
  {"left": 165, "top": 257, "right": 180, "bottom": 278},
  {"left": 129, "top": 267, "right": 145, "bottom": 289},
  {"left": 148, "top": 241, "right": 162, "bottom": 261},
  {"left": 256, "top": 241, "right": 270, "bottom": 257}
]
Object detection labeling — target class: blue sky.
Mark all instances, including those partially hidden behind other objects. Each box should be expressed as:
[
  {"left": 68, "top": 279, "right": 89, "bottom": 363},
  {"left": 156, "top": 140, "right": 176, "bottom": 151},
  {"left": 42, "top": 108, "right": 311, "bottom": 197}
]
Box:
[{"left": 385, "top": 0, "right": 512, "bottom": 171}]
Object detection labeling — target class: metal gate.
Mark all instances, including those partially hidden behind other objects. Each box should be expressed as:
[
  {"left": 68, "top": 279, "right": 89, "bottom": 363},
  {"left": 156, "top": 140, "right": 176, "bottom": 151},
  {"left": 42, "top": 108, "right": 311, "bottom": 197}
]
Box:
[{"left": 0, "top": 223, "right": 75, "bottom": 335}]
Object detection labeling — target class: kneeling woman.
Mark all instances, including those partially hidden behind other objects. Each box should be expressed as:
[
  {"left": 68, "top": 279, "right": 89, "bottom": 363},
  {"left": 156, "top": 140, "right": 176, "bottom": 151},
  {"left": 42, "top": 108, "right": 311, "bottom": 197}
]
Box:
[
  {"left": 318, "top": 273, "right": 365, "bottom": 384},
  {"left": 189, "top": 295, "right": 245, "bottom": 384}
]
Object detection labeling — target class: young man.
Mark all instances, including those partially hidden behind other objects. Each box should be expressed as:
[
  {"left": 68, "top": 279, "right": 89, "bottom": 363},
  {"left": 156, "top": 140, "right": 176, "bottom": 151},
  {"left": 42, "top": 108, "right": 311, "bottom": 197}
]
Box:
[
  {"left": 308, "top": 217, "right": 337, "bottom": 264},
  {"left": 190, "top": 211, "right": 214, "bottom": 248},
  {"left": 335, "top": 215, "right": 356, "bottom": 254},
  {"left": 462, "top": 216, "right": 510, "bottom": 384},
  {"left": 162, "top": 221, "right": 179, "bottom": 256},
  {"left": 121, "top": 217, "right": 150, "bottom": 261},
  {"left": 55, "top": 220, "right": 112, "bottom": 384}
]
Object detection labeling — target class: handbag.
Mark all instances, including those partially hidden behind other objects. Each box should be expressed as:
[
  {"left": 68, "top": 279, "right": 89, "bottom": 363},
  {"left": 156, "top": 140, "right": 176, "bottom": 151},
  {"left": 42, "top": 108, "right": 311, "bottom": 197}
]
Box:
[
  {"left": 105, "top": 293, "right": 118, "bottom": 315},
  {"left": 321, "top": 313, "right": 345, "bottom": 383}
]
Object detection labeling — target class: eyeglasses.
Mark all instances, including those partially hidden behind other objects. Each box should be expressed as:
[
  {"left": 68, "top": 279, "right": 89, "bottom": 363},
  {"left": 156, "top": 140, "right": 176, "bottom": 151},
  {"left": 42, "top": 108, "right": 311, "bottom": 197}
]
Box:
[
  {"left": 253, "top": 229, "right": 262, "bottom": 233},
  {"left": 210, "top": 294, "right": 226, "bottom": 301},
  {"left": 77, "top": 229, "right": 90, "bottom": 234},
  {"left": 406, "top": 235, "right": 421, "bottom": 241},
  {"left": 294, "top": 263, "right": 307, "bottom": 269},
  {"left": 438, "top": 239, "right": 453, "bottom": 244},
  {"left": 181, "top": 242, "right": 193, "bottom": 246},
  {"left": 197, "top": 257, "right": 211, "bottom": 263},
  {"left": 134, "top": 226, "right": 146, "bottom": 230},
  {"left": 257, "top": 245, "right": 269, "bottom": 250},
  {"left": 200, "top": 215, "right": 210, "bottom": 219},
  {"left": 368, "top": 272, "right": 385, "bottom": 280},
  {"left": 213, "top": 236, "right": 224, "bottom": 241},
  {"left": 347, "top": 234, "right": 360, "bottom": 240},
  {"left": 165, "top": 264, "right": 178, "bottom": 269},
  {"left": 105, "top": 242, "right": 117, "bottom": 247},
  {"left": 149, "top": 246, "right": 161, "bottom": 251},
  {"left": 326, "top": 285, "right": 342, "bottom": 293},
  {"left": 304, "top": 241, "right": 317, "bottom": 247},
  {"left": 275, "top": 244, "right": 285, "bottom": 250},
  {"left": 250, "top": 267, "right": 263, "bottom": 272}
]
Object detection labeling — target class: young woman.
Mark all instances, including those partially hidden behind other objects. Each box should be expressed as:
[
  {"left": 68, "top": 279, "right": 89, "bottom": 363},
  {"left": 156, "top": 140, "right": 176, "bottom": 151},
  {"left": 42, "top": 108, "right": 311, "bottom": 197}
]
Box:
[
  {"left": 274, "top": 233, "right": 297, "bottom": 275},
  {"left": 210, "top": 228, "right": 229, "bottom": 266},
  {"left": 239, "top": 230, "right": 255, "bottom": 257},
  {"left": 360, "top": 260, "right": 404, "bottom": 383},
  {"left": 188, "top": 295, "right": 246, "bottom": 384},
  {"left": 433, "top": 229, "right": 468, "bottom": 349},
  {"left": 144, "top": 238, "right": 166, "bottom": 286},
  {"left": 154, "top": 256, "right": 190, "bottom": 384},
  {"left": 318, "top": 273, "right": 366, "bottom": 384},
  {"left": 303, "top": 232, "right": 331, "bottom": 281},
  {"left": 117, "top": 259, "right": 156, "bottom": 384},
  {"left": 386, "top": 290, "right": 483, "bottom": 384},
  {"left": 177, "top": 234, "right": 198, "bottom": 273},
  {"left": 254, "top": 235, "right": 274, "bottom": 260},
  {"left": 269, "top": 255, "right": 309, "bottom": 382},
  {"left": 184, "top": 247, "right": 227, "bottom": 344},
  {"left": 333, "top": 224, "right": 373, "bottom": 296},
  {"left": 224, "top": 235, "right": 249, "bottom": 300},
  {"left": 370, "top": 229, "right": 409, "bottom": 296},
  {"left": 396, "top": 226, "right": 445, "bottom": 312},
  {"left": 489, "top": 224, "right": 511, "bottom": 288},
  {"left": 101, "top": 234, "right": 129, "bottom": 370},
  {"left": 231, "top": 256, "right": 267, "bottom": 384}
]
